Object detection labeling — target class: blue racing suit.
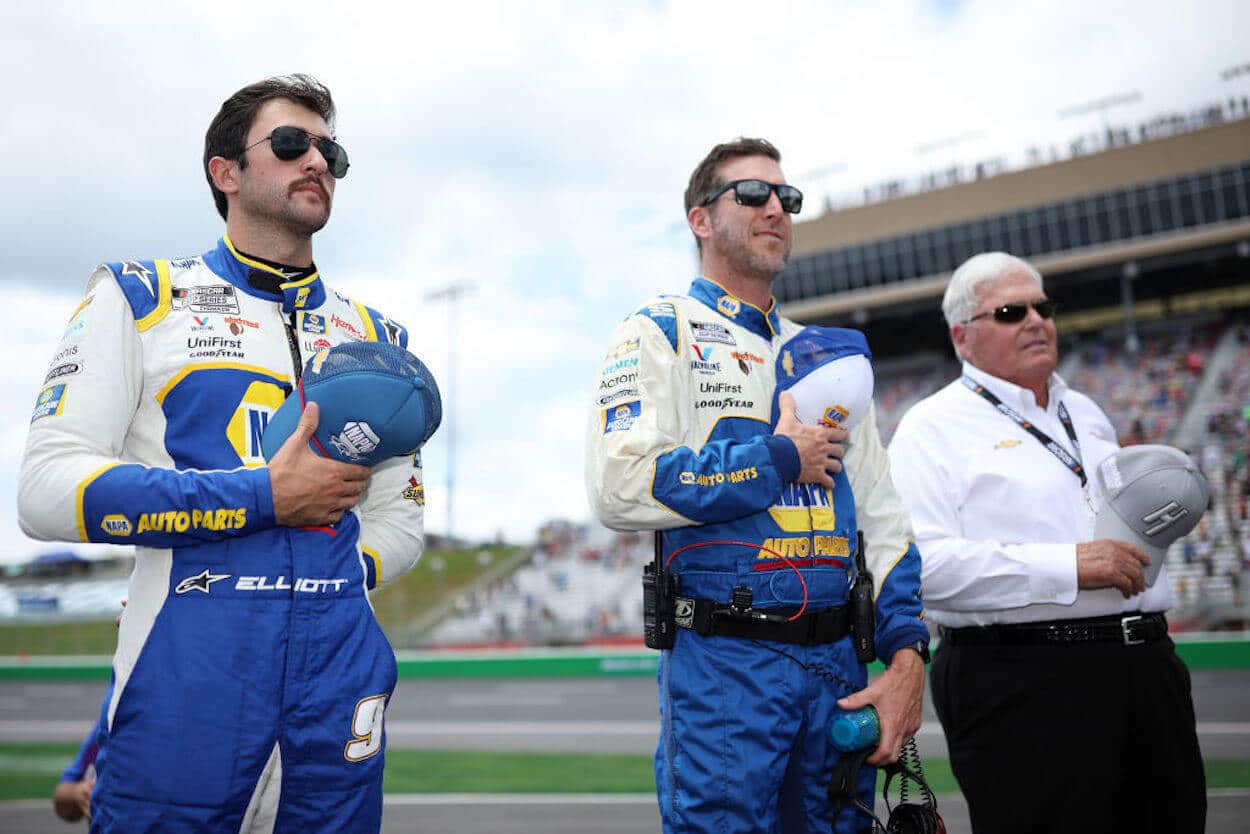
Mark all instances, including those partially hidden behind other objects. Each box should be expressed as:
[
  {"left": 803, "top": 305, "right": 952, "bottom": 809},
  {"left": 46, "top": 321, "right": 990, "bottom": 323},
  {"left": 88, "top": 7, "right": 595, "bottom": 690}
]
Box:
[
  {"left": 18, "top": 236, "right": 425, "bottom": 834},
  {"left": 585, "top": 277, "right": 927, "bottom": 833}
]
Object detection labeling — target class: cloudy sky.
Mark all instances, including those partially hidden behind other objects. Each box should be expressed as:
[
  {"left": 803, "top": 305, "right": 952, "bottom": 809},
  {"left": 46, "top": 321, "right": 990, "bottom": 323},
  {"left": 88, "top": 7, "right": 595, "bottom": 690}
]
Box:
[{"left": 1, "top": 0, "right": 1246, "bottom": 561}]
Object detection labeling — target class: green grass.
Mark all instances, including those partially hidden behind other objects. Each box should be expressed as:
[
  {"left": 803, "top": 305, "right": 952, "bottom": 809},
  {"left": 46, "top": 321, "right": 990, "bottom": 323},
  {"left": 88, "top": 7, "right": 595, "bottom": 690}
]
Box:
[
  {"left": 3, "top": 744, "right": 1248, "bottom": 801},
  {"left": 0, "top": 545, "right": 521, "bottom": 656},
  {"left": 382, "top": 750, "right": 657, "bottom": 793}
]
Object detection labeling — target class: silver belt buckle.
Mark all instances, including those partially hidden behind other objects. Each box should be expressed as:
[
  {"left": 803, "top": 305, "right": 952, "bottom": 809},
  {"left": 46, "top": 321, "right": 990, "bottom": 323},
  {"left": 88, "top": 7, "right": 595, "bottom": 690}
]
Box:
[{"left": 1121, "top": 614, "right": 1144, "bottom": 645}]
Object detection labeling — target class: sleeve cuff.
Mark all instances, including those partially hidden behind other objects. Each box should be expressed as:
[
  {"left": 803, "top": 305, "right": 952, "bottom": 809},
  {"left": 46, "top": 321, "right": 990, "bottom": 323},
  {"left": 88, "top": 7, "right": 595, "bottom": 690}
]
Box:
[
  {"left": 250, "top": 467, "right": 278, "bottom": 529},
  {"left": 763, "top": 435, "right": 801, "bottom": 483},
  {"left": 877, "top": 627, "right": 931, "bottom": 663},
  {"left": 1029, "top": 543, "right": 1080, "bottom": 605}
]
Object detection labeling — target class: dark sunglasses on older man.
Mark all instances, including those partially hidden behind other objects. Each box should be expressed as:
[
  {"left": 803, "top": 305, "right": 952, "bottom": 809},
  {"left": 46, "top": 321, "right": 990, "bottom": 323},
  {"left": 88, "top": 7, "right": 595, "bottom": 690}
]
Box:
[
  {"left": 966, "top": 299, "right": 1058, "bottom": 324},
  {"left": 702, "top": 179, "right": 803, "bottom": 214},
  {"left": 241, "top": 126, "right": 350, "bottom": 179}
]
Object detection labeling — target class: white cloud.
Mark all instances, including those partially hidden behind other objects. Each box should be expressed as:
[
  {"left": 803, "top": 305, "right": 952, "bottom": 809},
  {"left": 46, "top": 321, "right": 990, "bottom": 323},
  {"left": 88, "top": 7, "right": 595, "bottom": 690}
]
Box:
[{"left": 1, "top": 0, "right": 1247, "bottom": 559}]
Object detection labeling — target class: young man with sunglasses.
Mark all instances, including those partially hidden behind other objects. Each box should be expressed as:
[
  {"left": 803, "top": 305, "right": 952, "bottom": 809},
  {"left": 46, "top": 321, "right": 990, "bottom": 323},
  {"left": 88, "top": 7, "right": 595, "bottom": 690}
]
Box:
[
  {"left": 888, "top": 252, "right": 1205, "bottom": 832},
  {"left": 585, "top": 138, "right": 929, "bottom": 833},
  {"left": 18, "top": 74, "right": 424, "bottom": 833}
]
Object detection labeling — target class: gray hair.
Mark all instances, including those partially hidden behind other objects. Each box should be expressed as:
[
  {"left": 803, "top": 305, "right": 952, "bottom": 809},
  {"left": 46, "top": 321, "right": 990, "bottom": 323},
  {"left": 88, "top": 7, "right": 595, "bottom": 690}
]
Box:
[{"left": 941, "top": 252, "right": 1044, "bottom": 328}]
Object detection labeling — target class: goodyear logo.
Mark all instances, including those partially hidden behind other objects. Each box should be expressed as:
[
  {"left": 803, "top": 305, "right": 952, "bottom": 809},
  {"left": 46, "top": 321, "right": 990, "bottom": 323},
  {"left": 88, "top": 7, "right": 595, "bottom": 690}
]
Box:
[
  {"left": 137, "top": 508, "right": 247, "bottom": 534},
  {"left": 31, "top": 384, "right": 68, "bottom": 422},
  {"left": 716, "top": 295, "right": 741, "bottom": 317},
  {"left": 821, "top": 405, "right": 850, "bottom": 426},
  {"left": 100, "top": 514, "right": 132, "bottom": 537},
  {"left": 603, "top": 400, "right": 641, "bottom": 434}
]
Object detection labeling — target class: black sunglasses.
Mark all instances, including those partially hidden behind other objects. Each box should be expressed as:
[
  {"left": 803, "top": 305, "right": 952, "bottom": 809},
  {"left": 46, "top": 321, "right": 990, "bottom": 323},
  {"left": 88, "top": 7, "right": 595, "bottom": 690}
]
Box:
[
  {"left": 966, "top": 299, "right": 1058, "bottom": 324},
  {"left": 702, "top": 179, "right": 803, "bottom": 214},
  {"left": 240, "top": 126, "right": 350, "bottom": 179}
]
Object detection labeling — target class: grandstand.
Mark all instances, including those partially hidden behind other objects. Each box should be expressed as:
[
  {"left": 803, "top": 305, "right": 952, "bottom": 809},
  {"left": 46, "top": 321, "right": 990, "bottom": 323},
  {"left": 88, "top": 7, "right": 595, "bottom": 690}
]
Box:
[{"left": 429, "top": 103, "right": 1250, "bottom": 646}]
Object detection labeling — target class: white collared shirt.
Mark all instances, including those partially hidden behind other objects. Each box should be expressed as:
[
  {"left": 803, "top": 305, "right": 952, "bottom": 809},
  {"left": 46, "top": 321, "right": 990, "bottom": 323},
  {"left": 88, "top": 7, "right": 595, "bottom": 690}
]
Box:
[{"left": 887, "top": 361, "right": 1172, "bottom": 627}]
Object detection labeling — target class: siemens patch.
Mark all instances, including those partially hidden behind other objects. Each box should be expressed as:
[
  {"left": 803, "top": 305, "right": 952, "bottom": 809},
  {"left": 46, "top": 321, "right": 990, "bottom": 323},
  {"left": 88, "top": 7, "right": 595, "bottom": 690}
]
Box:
[{"left": 603, "top": 400, "right": 642, "bottom": 434}]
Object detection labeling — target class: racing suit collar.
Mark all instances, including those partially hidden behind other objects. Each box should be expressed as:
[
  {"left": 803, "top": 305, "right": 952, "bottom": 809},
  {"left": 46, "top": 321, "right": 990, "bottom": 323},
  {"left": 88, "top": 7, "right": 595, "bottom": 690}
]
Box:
[
  {"left": 206, "top": 236, "right": 328, "bottom": 314},
  {"left": 689, "top": 276, "right": 782, "bottom": 340}
]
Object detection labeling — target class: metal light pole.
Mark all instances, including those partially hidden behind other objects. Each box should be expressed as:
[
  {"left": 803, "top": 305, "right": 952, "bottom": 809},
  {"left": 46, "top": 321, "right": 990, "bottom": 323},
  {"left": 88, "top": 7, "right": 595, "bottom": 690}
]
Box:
[{"left": 424, "top": 282, "right": 474, "bottom": 543}]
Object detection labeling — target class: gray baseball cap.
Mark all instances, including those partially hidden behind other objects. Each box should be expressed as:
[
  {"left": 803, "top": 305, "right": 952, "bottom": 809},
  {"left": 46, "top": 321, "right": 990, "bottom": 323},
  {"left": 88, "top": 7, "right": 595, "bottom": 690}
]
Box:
[{"left": 1092, "top": 444, "right": 1210, "bottom": 587}]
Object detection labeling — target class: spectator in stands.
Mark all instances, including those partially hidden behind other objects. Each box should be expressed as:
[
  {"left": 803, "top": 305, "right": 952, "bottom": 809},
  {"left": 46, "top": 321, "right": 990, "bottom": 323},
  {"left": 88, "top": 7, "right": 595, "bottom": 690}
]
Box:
[
  {"left": 888, "top": 251, "right": 1205, "bottom": 833},
  {"left": 586, "top": 138, "right": 928, "bottom": 833}
]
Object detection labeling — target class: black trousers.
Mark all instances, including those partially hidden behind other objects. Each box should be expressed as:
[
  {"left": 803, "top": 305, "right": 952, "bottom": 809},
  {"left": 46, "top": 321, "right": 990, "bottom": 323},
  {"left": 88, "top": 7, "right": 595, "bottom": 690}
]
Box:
[{"left": 931, "top": 635, "right": 1205, "bottom": 834}]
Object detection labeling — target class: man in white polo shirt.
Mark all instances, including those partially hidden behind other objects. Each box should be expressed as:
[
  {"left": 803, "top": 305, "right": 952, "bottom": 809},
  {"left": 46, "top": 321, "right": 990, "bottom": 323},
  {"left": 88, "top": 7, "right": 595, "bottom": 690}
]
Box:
[{"left": 888, "top": 251, "right": 1205, "bottom": 833}]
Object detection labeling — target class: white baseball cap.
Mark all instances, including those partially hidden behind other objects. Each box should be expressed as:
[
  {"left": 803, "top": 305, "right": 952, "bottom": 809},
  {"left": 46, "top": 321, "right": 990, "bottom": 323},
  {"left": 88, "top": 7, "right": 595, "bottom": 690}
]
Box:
[
  {"left": 1091, "top": 444, "right": 1210, "bottom": 587},
  {"left": 775, "top": 326, "right": 874, "bottom": 430}
]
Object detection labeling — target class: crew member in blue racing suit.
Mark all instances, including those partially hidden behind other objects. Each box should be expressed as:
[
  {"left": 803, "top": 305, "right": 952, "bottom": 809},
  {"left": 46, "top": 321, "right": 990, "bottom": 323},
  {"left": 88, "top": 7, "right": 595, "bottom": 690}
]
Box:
[
  {"left": 585, "top": 138, "right": 929, "bottom": 833},
  {"left": 18, "top": 75, "right": 425, "bottom": 834}
]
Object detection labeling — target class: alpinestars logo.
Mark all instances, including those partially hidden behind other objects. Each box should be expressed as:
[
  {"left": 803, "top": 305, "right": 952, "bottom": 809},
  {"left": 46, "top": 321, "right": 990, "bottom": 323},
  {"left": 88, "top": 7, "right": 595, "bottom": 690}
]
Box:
[
  {"left": 330, "top": 421, "right": 381, "bottom": 460},
  {"left": 176, "top": 569, "right": 232, "bottom": 594}
]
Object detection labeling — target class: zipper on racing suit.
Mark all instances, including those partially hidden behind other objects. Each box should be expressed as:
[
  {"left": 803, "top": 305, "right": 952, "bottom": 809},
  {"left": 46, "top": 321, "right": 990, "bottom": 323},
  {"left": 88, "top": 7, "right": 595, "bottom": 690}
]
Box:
[
  {"left": 282, "top": 312, "right": 303, "bottom": 384},
  {"left": 246, "top": 268, "right": 304, "bottom": 383}
]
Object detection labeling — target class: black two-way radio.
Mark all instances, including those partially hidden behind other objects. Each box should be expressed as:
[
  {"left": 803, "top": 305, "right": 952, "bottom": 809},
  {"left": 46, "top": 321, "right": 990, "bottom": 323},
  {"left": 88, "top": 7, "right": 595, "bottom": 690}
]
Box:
[
  {"left": 850, "top": 531, "right": 877, "bottom": 663},
  {"left": 642, "top": 531, "right": 677, "bottom": 649}
]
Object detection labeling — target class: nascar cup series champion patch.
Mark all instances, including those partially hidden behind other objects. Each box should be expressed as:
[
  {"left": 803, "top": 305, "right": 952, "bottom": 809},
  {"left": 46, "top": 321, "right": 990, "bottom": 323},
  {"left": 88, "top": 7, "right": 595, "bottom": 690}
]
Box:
[{"left": 261, "top": 341, "right": 442, "bottom": 466}]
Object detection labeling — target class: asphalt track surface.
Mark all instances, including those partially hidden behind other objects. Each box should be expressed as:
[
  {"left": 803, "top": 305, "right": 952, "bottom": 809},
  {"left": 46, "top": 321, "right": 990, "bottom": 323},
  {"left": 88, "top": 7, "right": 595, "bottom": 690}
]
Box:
[{"left": 2, "top": 670, "right": 1247, "bottom": 833}]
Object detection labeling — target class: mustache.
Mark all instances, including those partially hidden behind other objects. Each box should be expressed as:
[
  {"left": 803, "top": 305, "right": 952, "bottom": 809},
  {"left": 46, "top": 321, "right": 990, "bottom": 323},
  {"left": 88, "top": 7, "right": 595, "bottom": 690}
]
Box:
[{"left": 289, "top": 177, "right": 329, "bottom": 201}]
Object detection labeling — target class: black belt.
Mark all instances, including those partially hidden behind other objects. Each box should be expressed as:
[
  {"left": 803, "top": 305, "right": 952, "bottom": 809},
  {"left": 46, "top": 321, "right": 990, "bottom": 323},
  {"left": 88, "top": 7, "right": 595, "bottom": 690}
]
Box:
[
  {"left": 674, "top": 596, "right": 850, "bottom": 645},
  {"left": 940, "top": 612, "right": 1169, "bottom": 647}
]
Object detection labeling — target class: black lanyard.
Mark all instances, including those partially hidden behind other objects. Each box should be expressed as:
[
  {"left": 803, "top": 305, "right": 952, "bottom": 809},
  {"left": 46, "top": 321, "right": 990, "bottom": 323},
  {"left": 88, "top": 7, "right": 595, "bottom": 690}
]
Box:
[{"left": 961, "top": 376, "right": 1086, "bottom": 487}]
